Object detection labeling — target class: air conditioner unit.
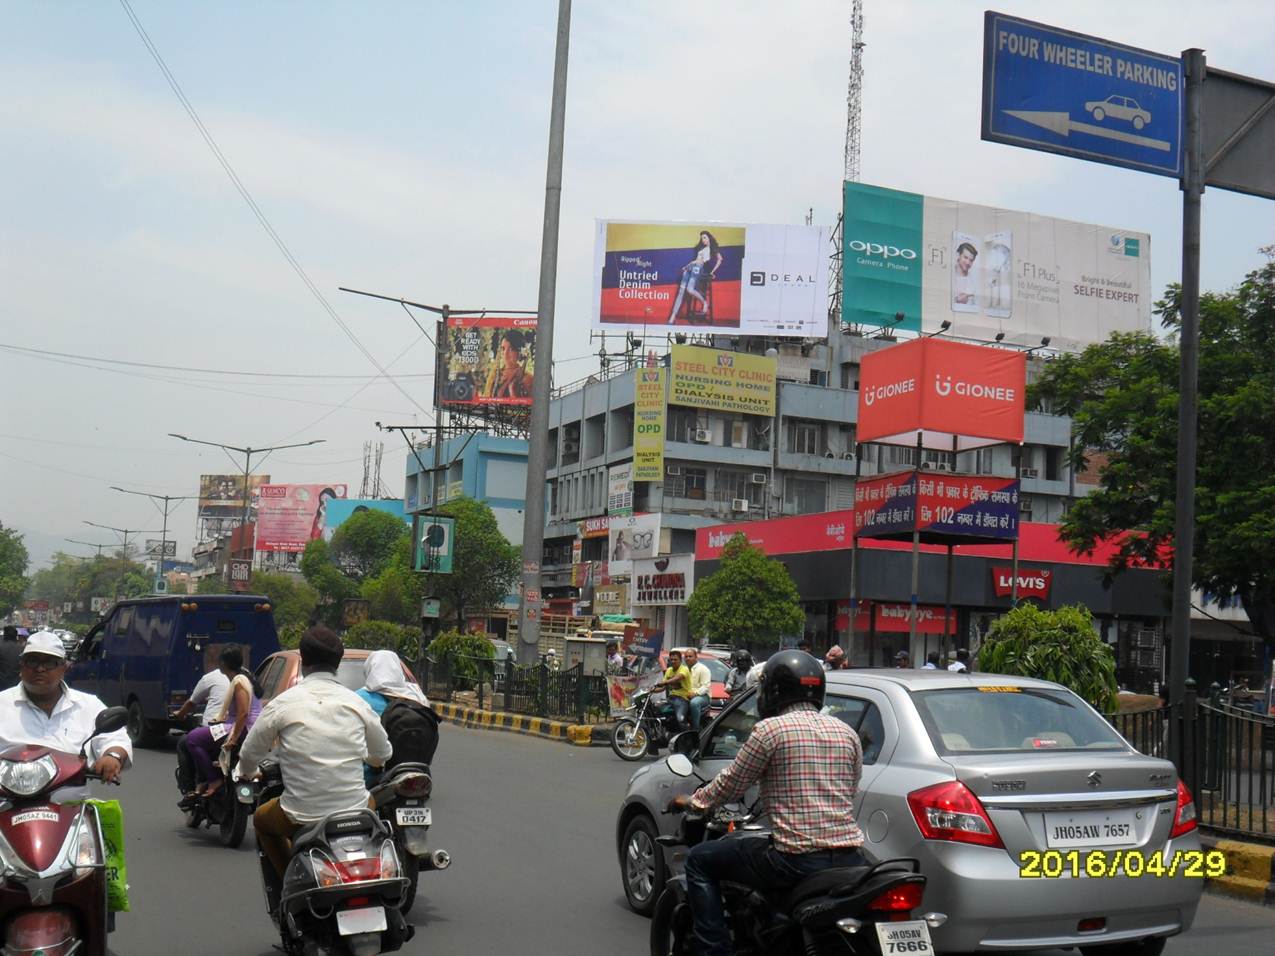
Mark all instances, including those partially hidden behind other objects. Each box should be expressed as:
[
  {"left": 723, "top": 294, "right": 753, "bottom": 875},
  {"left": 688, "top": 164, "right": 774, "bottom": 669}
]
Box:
[
  {"left": 841, "top": 452, "right": 855, "bottom": 461},
  {"left": 1019, "top": 496, "right": 1034, "bottom": 512},
  {"left": 920, "top": 461, "right": 935, "bottom": 470},
  {"left": 749, "top": 472, "right": 768, "bottom": 485},
  {"left": 935, "top": 462, "right": 952, "bottom": 472},
  {"left": 563, "top": 441, "right": 580, "bottom": 454},
  {"left": 666, "top": 465, "right": 684, "bottom": 477},
  {"left": 693, "top": 428, "right": 712, "bottom": 444},
  {"left": 824, "top": 451, "right": 836, "bottom": 460},
  {"left": 1019, "top": 467, "right": 1039, "bottom": 479},
  {"left": 731, "top": 498, "right": 750, "bottom": 512}
]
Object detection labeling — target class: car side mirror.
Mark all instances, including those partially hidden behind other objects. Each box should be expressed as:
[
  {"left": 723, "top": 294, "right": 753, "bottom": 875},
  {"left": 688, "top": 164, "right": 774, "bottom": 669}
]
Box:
[
  {"left": 665, "top": 753, "right": 695, "bottom": 778},
  {"left": 669, "top": 730, "right": 699, "bottom": 758}
]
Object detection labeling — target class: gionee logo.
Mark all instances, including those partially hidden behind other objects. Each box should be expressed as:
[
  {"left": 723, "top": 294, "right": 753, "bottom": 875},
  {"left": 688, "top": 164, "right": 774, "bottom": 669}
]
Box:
[
  {"left": 863, "top": 378, "right": 915, "bottom": 407},
  {"left": 934, "top": 375, "right": 1016, "bottom": 403}
]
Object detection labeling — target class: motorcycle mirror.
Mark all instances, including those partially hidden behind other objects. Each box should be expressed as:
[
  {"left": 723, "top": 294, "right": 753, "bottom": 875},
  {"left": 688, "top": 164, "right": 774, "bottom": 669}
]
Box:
[
  {"left": 94, "top": 706, "right": 129, "bottom": 735},
  {"left": 665, "top": 754, "right": 695, "bottom": 778}
]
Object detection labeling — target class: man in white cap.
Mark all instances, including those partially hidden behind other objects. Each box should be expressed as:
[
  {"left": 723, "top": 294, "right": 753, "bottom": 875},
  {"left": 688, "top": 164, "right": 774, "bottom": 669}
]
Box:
[{"left": 0, "top": 629, "right": 132, "bottom": 796}]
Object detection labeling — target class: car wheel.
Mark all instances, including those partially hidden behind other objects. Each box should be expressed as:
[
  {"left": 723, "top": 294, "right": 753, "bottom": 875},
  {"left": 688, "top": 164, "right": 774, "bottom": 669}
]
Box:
[
  {"left": 126, "top": 699, "right": 162, "bottom": 748},
  {"left": 1133, "top": 115, "right": 1145, "bottom": 130},
  {"left": 1092, "top": 107, "right": 1105, "bottom": 121},
  {"left": 1080, "top": 938, "right": 1167, "bottom": 956},
  {"left": 621, "top": 814, "right": 665, "bottom": 915}
]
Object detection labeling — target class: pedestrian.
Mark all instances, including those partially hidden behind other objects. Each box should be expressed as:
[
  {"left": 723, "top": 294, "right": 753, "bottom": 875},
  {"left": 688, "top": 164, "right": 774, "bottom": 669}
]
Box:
[
  {"left": 893, "top": 650, "right": 910, "bottom": 669},
  {"left": 684, "top": 648, "right": 712, "bottom": 731},
  {"left": 947, "top": 648, "right": 971, "bottom": 673},
  {"left": 923, "top": 651, "right": 940, "bottom": 670},
  {"left": 0, "top": 625, "right": 22, "bottom": 691},
  {"left": 823, "top": 645, "right": 848, "bottom": 671},
  {"left": 606, "top": 642, "right": 625, "bottom": 674}
]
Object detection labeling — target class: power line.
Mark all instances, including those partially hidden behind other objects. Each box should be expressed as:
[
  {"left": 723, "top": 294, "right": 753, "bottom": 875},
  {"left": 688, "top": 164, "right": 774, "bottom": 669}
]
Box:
[
  {"left": 0, "top": 450, "right": 189, "bottom": 490},
  {"left": 117, "top": 0, "right": 433, "bottom": 421}
]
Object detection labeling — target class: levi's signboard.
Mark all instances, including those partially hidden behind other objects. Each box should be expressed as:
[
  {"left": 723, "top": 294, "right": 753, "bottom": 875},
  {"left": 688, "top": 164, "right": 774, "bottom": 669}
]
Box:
[
  {"left": 992, "top": 565, "right": 1053, "bottom": 601},
  {"left": 856, "top": 338, "right": 1025, "bottom": 449}
]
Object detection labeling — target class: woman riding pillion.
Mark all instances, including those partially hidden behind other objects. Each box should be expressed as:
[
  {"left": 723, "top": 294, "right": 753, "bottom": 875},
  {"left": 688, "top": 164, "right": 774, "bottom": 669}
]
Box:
[{"left": 183, "top": 646, "right": 263, "bottom": 798}]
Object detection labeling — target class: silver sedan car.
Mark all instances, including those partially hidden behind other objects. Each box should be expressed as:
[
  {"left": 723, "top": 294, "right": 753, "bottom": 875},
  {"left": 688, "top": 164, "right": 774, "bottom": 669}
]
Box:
[{"left": 615, "top": 669, "right": 1202, "bottom": 954}]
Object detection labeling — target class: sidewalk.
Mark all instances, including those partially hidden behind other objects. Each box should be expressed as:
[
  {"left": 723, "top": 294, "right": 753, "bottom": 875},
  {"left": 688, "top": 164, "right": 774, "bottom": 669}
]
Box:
[
  {"left": 1201, "top": 832, "right": 1275, "bottom": 906},
  {"left": 432, "top": 700, "right": 611, "bottom": 747}
]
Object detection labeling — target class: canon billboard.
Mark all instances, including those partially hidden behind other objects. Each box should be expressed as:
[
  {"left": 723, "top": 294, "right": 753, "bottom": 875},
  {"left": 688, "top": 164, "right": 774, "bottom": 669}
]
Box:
[{"left": 856, "top": 338, "right": 1025, "bottom": 449}]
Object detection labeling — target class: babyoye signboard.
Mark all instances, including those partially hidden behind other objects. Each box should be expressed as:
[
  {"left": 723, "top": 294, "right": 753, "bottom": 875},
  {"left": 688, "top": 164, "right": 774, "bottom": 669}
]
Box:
[
  {"left": 856, "top": 338, "right": 1025, "bottom": 449},
  {"left": 842, "top": 181, "right": 1151, "bottom": 351},
  {"left": 593, "top": 221, "right": 830, "bottom": 336},
  {"left": 855, "top": 471, "right": 1021, "bottom": 542},
  {"left": 669, "top": 345, "right": 777, "bottom": 417}
]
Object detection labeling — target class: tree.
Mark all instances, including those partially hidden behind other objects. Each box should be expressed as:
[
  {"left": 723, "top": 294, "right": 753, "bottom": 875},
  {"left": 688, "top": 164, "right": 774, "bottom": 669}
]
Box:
[
  {"left": 0, "top": 523, "right": 30, "bottom": 618},
  {"left": 27, "top": 551, "right": 151, "bottom": 619},
  {"left": 299, "top": 537, "right": 357, "bottom": 625},
  {"left": 330, "top": 510, "right": 409, "bottom": 579},
  {"left": 360, "top": 537, "right": 424, "bottom": 626},
  {"left": 688, "top": 533, "right": 804, "bottom": 650},
  {"left": 418, "top": 498, "right": 519, "bottom": 629},
  {"left": 250, "top": 570, "right": 319, "bottom": 631},
  {"left": 1031, "top": 251, "right": 1275, "bottom": 648},
  {"left": 977, "top": 604, "right": 1118, "bottom": 712}
]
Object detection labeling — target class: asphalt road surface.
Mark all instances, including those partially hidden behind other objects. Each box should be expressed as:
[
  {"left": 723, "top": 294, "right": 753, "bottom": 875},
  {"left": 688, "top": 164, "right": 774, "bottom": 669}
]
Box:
[{"left": 101, "top": 726, "right": 1273, "bottom": 955}]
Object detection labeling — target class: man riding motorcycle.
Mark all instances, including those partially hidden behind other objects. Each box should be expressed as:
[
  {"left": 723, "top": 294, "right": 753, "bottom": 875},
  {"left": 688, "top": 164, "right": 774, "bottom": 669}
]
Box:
[
  {"left": 668, "top": 650, "right": 865, "bottom": 956},
  {"left": 236, "top": 626, "right": 392, "bottom": 883}
]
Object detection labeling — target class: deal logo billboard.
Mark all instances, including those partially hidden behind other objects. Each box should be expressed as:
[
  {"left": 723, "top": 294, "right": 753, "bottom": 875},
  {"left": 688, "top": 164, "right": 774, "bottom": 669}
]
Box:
[
  {"left": 437, "top": 315, "right": 537, "bottom": 407},
  {"left": 669, "top": 345, "right": 777, "bottom": 416},
  {"left": 592, "top": 221, "right": 829, "bottom": 337},
  {"left": 855, "top": 472, "right": 1020, "bottom": 542},
  {"left": 842, "top": 181, "right": 1151, "bottom": 351},
  {"left": 632, "top": 368, "right": 666, "bottom": 482},
  {"left": 857, "top": 338, "right": 1025, "bottom": 449},
  {"left": 256, "top": 484, "right": 348, "bottom": 552}
]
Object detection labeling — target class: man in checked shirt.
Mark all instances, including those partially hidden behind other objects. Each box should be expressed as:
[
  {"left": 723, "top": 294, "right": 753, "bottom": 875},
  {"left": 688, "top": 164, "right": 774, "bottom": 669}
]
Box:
[{"left": 668, "top": 650, "right": 864, "bottom": 956}]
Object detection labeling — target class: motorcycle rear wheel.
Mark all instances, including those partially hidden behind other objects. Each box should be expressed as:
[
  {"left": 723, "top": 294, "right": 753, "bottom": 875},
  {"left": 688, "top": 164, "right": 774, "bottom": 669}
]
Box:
[
  {"left": 398, "top": 852, "right": 420, "bottom": 913},
  {"left": 611, "top": 719, "right": 649, "bottom": 761}
]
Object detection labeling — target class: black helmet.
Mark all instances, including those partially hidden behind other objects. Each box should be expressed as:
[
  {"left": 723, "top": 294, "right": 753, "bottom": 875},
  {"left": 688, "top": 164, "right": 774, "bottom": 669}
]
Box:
[
  {"left": 730, "top": 648, "right": 753, "bottom": 669},
  {"left": 757, "top": 650, "right": 825, "bottom": 719}
]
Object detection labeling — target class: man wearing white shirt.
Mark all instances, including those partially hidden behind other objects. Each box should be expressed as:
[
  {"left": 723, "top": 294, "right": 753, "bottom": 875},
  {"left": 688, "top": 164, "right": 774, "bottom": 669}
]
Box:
[
  {"left": 238, "top": 626, "right": 392, "bottom": 880},
  {"left": 173, "top": 666, "right": 230, "bottom": 801},
  {"left": 0, "top": 630, "right": 132, "bottom": 801},
  {"left": 684, "top": 648, "right": 713, "bottom": 731}
]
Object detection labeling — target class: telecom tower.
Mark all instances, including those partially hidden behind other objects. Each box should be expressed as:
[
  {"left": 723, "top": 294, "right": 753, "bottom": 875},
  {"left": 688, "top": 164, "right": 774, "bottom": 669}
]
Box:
[{"left": 829, "top": 0, "right": 865, "bottom": 329}]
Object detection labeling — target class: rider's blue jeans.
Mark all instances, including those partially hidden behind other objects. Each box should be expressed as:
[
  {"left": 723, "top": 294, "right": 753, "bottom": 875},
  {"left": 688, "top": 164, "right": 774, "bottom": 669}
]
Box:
[{"left": 684, "top": 835, "right": 864, "bottom": 956}]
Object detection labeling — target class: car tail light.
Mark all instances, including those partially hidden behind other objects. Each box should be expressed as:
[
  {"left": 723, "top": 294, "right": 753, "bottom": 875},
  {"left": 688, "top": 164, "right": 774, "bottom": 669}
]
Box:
[
  {"left": 1078, "top": 917, "right": 1106, "bottom": 933},
  {"left": 393, "top": 772, "right": 432, "bottom": 799},
  {"left": 907, "top": 781, "right": 1004, "bottom": 848},
  {"left": 1169, "top": 779, "right": 1197, "bottom": 838},
  {"left": 867, "top": 881, "right": 924, "bottom": 922}
]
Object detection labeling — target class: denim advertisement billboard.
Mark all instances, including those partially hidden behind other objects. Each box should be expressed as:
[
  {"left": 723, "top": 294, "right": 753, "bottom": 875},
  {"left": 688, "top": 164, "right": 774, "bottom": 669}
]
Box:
[
  {"left": 842, "top": 182, "right": 1151, "bottom": 350},
  {"left": 592, "top": 221, "right": 829, "bottom": 337},
  {"left": 437, "top": 316, "right": 537, "bottom": 407}
]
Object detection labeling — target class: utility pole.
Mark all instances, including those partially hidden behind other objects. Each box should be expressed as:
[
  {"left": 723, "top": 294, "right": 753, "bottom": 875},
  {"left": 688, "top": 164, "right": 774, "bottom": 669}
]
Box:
[
  {"left": 169, "top": 434, "right": 324, "bottom": 560},
  {"left": 66, "top": 538, "right": 111, "bottom": 558},
  {"left": 110, "top": 487, "right": 195, "bottom": 588},
  {"left": 518, "top": 0, "right": 572, "bottom": 656},
  {"left": 82, "top": 521, "right": 149, "bottom": 559}
]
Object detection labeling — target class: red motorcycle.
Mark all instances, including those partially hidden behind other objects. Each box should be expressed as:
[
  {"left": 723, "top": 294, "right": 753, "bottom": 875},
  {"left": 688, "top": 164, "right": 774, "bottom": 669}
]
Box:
[{"left": 0, "top": 705, "right": 129, "bottom": 956}]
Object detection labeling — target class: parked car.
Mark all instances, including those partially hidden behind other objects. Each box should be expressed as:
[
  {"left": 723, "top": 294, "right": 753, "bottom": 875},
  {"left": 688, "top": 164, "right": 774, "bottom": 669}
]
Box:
[
  {"left": 255, "top": 647, "right": 420, "bottom": 702},
  {"left": 67, "top": 595, "right": 281, "bottom": 747},
  {"left": 615, "top": 670, "right": 1202, "bottom": 953}
]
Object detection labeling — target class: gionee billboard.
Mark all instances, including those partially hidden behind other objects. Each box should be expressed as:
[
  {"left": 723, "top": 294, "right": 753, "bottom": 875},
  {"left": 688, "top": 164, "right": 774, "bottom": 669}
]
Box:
[
  {"left": 856, "top": 338, "right": 1025, "bottom": 449},
  {"left": 841, "top": 181, "right": 1151, "bottom": 350}
]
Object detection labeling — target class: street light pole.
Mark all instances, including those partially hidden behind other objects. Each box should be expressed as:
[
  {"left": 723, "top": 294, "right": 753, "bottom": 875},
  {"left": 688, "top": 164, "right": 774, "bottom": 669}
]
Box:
[
  {"left": 168, "top": 434, "right": 325, "bottom": 560},
  {"left": 82, "top": 521, "right": 149, "bottom": 559},
  {"left": 110, "top": 487, "right": 196, "bottom": 586},
  {"left": 66, "top": 538, "right": 111, "bottom": 558}
]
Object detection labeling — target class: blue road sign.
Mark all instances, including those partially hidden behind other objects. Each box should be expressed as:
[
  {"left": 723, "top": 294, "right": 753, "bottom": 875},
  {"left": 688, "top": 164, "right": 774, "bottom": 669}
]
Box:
[{"left": 982, "top": 11, "right": 1183, "bottom": 178}]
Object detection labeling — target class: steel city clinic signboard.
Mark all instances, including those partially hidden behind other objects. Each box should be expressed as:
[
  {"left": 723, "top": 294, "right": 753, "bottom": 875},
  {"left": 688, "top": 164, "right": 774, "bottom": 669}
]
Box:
[
  {"left": 592, "top": 221, "right": 830, "bottom": 337},
  {"left": 669, "top": 345, "right": 777, "bottom": 417},
  {"left": 632, "top": 368, "right": 666, "bottom": 482},
  {"left": 841, "top": 181, "right": 1151, "bottom": 351},
  {"left": 856, "top": 338, "right": 1025, "bottom": 450}
]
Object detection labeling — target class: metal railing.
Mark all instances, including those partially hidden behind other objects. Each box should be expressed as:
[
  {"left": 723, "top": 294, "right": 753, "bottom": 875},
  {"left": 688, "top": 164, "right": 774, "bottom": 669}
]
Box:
[{"left": 416, "top": 653, "right": 608, "bottom": 724}]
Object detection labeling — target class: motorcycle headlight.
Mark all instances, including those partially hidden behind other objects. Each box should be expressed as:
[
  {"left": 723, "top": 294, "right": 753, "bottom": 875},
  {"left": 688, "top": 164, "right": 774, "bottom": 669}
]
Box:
[
  {"left": 378, "top": 839, "right": 400, "bottom": 880},
  {"left": 0, "top": 756, "right": 58, "bottom": 797}
]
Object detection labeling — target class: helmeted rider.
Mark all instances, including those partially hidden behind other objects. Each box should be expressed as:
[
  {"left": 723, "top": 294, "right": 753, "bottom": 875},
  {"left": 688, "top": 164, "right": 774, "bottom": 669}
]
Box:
[
  {"left": 668, "top": 650, "right": 865, "bottom": 956},
  {"left": 723, "top": 648, "right": 753, "bottom": 698}
]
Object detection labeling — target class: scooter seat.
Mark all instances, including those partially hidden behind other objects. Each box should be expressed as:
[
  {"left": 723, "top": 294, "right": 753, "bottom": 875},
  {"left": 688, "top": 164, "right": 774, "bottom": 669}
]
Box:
[
  {"left": 779, "top": 865, "right": 874, "bottom": 912},
  {"left": 291, "top": 808, "right": 383, "bottom": 855}
]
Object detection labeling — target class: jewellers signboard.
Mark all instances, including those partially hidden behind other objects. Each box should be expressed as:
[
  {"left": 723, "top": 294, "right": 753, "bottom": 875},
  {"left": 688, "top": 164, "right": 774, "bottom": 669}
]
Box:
[{"left": 631, "top": 554, "right": 695, "bottom": 606}]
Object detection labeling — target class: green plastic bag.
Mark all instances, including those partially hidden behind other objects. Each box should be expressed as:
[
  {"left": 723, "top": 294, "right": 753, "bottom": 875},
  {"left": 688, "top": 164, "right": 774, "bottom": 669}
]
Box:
[{"left": 86, "top": 799, "right": 129, "bottom": 912}]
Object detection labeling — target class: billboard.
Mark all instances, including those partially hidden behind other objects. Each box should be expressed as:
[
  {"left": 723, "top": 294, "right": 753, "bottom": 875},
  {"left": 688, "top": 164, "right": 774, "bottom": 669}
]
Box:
[
  {"left": 633, "top": 368, "right": 666, "bottom": 482},
  {"left": 854, "top": 471, "right": 1021, "bottom": 542},
  {"left": 841, "top": 181, "right": 1152, "bottom": 350},
  {"left": 608, "top": 513, "right": 661, "bottom": 579},
  {"left": 695, "top": 510, "right": 854, "bottom": 561},
  {"left": 255, "top": 483, "right": 348, "bottom": 552},
  {"left": 856, "top": 338, "right": 1025, "bottom": 449},
  {"left": 608, "top": 463, "right": 633, "bottom": 516},
  {"left": 632, "top": 554, "right": 695, "bottom": 606},
  {"left": 198, "top": 474, "right": 271, "bottom": 520},
  {"left": 323, "top": 498, "right": 408, "bottom": 542},
  {"left": 592, "top": 221, "right": 830, "bottom": 336},
  {"left": 437, "top": 315, "right": 537, "bottom": 406},
  {"left": 669, "top": 345, "right": 777, "bottom": 416},
  {"left": 413, "top": 514, "right": 455, "bottom": 574}
]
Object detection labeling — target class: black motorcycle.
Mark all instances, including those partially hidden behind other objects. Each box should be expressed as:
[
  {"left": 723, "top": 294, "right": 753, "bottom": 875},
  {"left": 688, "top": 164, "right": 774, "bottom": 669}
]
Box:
[
  {"left": 650, "top": 754, "right": 945, "bottom": 956},
  {"left": 611, "top": 689, "right": 685, "bottom": 761},
  {"left": 368, "top": 761, "right": 451, "bottom": 913},
  {"left": 177, "top": 740, "right": 250, "bottom": 848}
]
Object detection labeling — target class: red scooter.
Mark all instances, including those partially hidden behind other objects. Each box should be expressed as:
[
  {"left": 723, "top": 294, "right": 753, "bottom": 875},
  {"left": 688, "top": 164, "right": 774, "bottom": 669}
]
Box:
[{"left": 0, "top": 705, "right": 129, "bottom": 956}]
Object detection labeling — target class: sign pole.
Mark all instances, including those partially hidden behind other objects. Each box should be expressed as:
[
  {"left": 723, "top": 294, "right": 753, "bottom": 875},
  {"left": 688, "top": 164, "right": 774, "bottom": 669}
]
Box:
[{"left": 1169, "top": 48, "right": 1206, "bottom": 764}]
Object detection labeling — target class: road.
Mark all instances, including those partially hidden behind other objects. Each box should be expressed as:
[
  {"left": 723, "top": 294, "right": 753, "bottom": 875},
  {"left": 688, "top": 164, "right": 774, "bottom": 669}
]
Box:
[{"left": 102, "top": 726, "right": 1273, "bottom": 956}]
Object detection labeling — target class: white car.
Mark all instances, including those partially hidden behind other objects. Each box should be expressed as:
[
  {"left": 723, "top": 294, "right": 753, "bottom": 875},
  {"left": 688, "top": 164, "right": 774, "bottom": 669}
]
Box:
[{"left": 1084, "top": 95, "right": 1151, "bottom": 130}]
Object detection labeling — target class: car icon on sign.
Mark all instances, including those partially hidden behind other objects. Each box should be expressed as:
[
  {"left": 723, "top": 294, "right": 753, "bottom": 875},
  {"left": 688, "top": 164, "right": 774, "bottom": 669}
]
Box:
[{"left": 1083, "top": 94, "right": 1151, "bottom": 130}]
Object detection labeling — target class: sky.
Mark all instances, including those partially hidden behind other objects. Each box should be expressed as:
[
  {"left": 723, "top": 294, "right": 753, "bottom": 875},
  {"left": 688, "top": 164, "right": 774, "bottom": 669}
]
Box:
[{"left": 2, "top": 0, "right": 1272, "bottom": 571}]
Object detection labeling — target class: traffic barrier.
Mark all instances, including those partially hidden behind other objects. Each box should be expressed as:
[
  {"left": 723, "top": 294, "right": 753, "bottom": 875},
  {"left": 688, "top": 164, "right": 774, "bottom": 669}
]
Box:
[
  {"left": 1200, "top": 834, "right": 1275, "bottom": 906},
  {"left": 431, "top": 700, "right": 603, "bottom": 747}
]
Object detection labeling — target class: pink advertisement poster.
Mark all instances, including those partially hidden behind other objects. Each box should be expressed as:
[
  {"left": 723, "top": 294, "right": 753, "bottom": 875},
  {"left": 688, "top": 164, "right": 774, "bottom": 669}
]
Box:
[{"left": 256, "top": 483, "right": 348, "bottom": 552}]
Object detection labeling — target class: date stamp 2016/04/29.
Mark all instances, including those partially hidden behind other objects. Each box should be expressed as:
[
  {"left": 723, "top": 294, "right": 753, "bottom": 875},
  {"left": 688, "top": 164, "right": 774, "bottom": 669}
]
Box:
[{"left": 1019, "top": 849, "right": 1225, "bottom": 879}]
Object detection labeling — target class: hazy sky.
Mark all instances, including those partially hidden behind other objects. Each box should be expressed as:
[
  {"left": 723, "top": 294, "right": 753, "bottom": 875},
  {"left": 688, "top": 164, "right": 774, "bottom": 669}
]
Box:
[{"left": 3, "top": 1, "right": 1272, "bottom": 569}]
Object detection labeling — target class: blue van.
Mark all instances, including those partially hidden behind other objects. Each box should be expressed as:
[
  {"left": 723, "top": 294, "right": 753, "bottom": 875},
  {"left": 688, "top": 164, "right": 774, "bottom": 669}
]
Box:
[{"left": 67, "top": 594, "right": 280, "bottom": 747}]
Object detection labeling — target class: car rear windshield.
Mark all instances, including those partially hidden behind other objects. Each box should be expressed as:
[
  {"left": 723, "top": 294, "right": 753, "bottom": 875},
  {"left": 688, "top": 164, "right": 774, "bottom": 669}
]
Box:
[
  {"left": 700, "top": 658, "right": 729, "bottom": 681},
  {"left": 912, "top": 687, "right": 1126, "bottom": 755}
]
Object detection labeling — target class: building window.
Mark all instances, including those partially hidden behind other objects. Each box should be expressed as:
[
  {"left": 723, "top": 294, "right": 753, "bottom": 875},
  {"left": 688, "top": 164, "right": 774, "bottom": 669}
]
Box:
[
  {"left": 549, "top": 480, "right": 558, "bottom": 516},
  {"left": 785, "top": 477, "right": 826, "bottom": 514},
  {"left": 666, "top": 466, "right": 707, "bottom": 500},
  {"left": 668, "top": 407, "right": 698, "bottom": 444},
  {"left": 787, "top": 419, "right": 824, "bottom": 456},
  {"left": 882, "top": 445, "right": 915, "bottom": 468},
  {"left": 1045, "top": 446, "right": 1063, "bottom": 482},
  {"left": 714, "top": 469, "right": 764, "bottom": 507},
  {"left": 920, "top": 449, "right": 956, "bottom": 471}
]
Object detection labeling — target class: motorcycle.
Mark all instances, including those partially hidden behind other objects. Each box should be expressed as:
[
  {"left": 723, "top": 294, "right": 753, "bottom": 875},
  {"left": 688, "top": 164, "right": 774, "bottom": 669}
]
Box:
[
  {"left": 0, "top": 705, "right": 130, "bottom": 956},
  {"left": 176, "top": 739, "right": 251, "bottom": 848},
  {"left": 368, "top": 761, "right": 451, "bottom": 913},
  {"left": 611, "top": 689, "right": 685, "bottom": 761},
  {"left": 650, "top": 753, "right": 945, "bottom": 956},
  {"left": 241, "top": 760, "right": 415, "bottom": 956}
]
